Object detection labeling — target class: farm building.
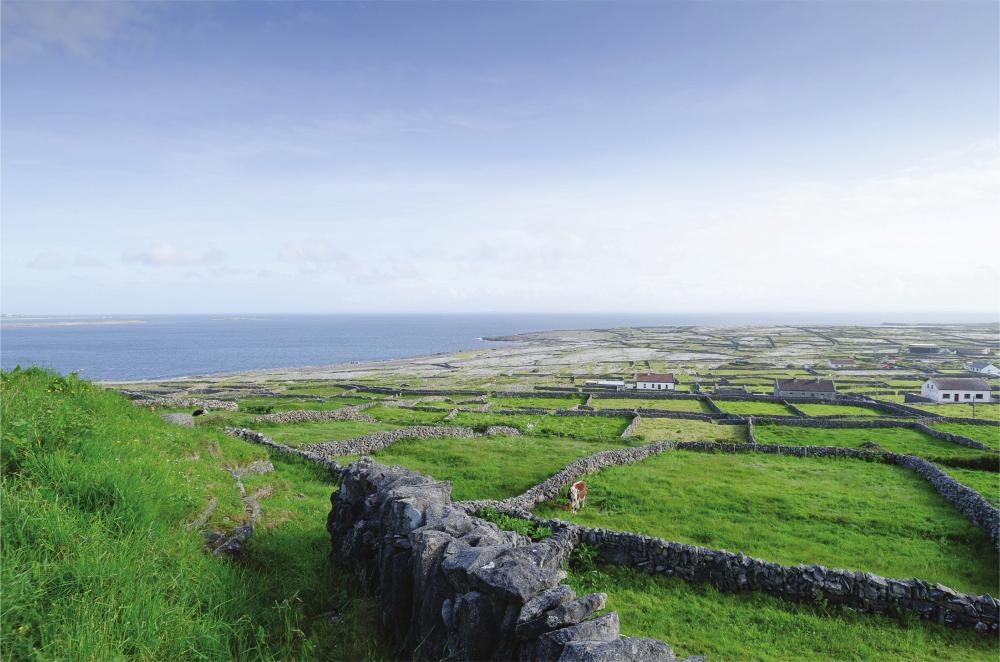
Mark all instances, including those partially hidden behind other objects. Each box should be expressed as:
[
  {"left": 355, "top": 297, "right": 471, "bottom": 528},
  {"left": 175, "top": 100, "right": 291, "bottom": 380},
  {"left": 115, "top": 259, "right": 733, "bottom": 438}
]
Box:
[
  {"left": 774, "top": 378, "right": 837, "bottom": 400},
  {"left": 634, "top": 373, "right": 677, "bottom": 390},
  {"left": 921, "top": 377, "right": 993, "bottom": 403},
  {"left": 968, "top": 361, "right": 1000, "bottom": 377},
  {"left": 583, "top": 379, "right": 626, "bottom": 390},
  {"left": 828, "top": 358, "right": 854, "bottom": 368},
  {"left": 908, "top": 344, "right": 940, "bottom": 355}
]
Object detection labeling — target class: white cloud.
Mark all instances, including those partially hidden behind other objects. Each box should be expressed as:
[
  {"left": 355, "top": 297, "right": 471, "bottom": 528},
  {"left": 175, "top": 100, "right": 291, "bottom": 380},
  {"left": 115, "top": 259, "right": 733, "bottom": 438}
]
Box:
[
  {"left": 124, "top": 242, "right": 223, "bottom": 267},
  {"left": 25, "top": 251, "right": 67, "bottom": 270},
  {"left": 278, "top": 239, "right": 422, "bottom": 283},
  {"left": 2, "top": 1, "right": 143, "bottom": 58},
  {"left": 26, "top": 252, "right": 104, "bottom": 270}
]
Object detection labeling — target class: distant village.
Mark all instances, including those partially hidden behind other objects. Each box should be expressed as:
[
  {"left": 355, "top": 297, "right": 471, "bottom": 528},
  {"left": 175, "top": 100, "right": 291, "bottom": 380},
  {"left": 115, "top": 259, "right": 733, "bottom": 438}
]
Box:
[{"left": 586, "top": 350, "right": 999, "bottom": 405}]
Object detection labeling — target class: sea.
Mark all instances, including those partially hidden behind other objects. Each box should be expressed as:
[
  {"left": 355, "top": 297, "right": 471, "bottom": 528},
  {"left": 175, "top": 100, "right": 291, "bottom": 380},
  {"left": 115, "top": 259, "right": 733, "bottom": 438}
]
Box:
[{"left": 1, "top": 313, "right": 995, "bottom": 382}]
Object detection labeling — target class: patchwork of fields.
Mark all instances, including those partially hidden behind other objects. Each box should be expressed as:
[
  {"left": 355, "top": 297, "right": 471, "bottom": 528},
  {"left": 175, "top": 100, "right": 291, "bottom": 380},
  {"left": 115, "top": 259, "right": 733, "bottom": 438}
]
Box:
[{"left": 8, "top": 323, "right": 999, "bottom": 660}]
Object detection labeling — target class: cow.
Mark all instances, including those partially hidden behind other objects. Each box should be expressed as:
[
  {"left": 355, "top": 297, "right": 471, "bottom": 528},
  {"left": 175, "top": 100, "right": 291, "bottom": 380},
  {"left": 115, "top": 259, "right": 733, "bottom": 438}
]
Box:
[
  {"left": 567, "top": 481, "right": 587, "bottom": 513},
  {"left": 192, "top": 409, "right": 206, "bottom": 417}
]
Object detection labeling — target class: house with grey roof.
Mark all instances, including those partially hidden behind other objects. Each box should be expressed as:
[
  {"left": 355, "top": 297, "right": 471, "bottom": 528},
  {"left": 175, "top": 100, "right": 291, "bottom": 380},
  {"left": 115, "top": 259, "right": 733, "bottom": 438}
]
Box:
[
  {"left": 921, "top": 377, "right": 992, "bottom": 403},
  {"left": 773, "top": 378, "right": 837, "bottom": 400},
  {"left": 969, "top": 361, "right": 1000, "bottom": 377},
  {"left": 633, "top": 373, "right": 676, "bottom": 391}
]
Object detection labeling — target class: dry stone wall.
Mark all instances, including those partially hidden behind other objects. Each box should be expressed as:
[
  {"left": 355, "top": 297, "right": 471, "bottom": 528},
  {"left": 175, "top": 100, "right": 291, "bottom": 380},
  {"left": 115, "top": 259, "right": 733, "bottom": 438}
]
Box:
[
  {"left": 132, "top": 397, "right": 239, "bottom": 412},
  {"left": 252, "top": 403, "right": 376, "bottom": 424},
  {"left": 304, "top": 426, "right": 478, "bottom": 457},
  {"left": 328, "top": 459, "right": 691, "bottom": 661},
  {"left": 522, "top": 517, "right": 999, "bottom": 632}
]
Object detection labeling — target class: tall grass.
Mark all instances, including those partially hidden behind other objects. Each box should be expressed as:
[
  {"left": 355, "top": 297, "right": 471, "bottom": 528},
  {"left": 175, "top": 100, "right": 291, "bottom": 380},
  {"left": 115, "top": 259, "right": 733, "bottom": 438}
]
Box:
[{"left": 1, "top": 368, "right": 385, "bottom": 660}]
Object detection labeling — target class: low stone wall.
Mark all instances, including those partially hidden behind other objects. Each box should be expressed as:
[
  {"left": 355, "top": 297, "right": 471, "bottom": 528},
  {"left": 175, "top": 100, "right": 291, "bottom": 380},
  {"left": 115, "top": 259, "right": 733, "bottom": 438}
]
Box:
[
  {"left": 782, "top": 400, "right": 808, "bottom": 417},
  {"left": 531, "top": 518, "right": 999, "bottom": 631},
  {"left": 887, "top": 453, "right": 1000, "bottom": 547},
  {"left": 459, "top": 439, "right": 999, "bottom": 631},
  {"left": 703, "top": 396, "right": 724, "bottom": 414},
  {"left": 335, "top": 384, "right": 487, "bottom": 397},
  {"left": 620, "top": 416, "right": 642, "bottom": 439},
  {"left": 132, "top": 397, "right": 239, "bottom": 412},
  {"left": 750, "top": 417, "right": 991, "bottom": 451},
  {"left": 463, "top": 442, "right": 675, "bottom": 513},
  {"left": 868, "top": 398, "right": 942, "bottom": 418},
  {"left": 914, "top": 423, "right": 992, "bottom": 451},
  {"left": 223, "top": 427, "right": 342, "bottom": 473},
  {"left": 304, "top": 426, "right": 478, "bottom": 457},
  {"left": 328, "top": 459, "right": 689, "bottom": 661},
  {"left": 485, "top": 425, "right": 521, "bottom": 437},
  {"left": 746, "top": 417, "right": 758, "bottom": 444},
  {"left": 935, "top": 416, "right": 1000, "bottom": 426},
  {"left": 252, "top": 403, "right": 376, "bottom": 424}
]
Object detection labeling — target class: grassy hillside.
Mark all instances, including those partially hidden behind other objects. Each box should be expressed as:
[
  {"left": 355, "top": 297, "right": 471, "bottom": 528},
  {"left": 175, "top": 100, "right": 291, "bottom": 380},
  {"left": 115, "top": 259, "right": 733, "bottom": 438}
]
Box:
[{"left": 1, "top": 368, "right": 386, "bottom": 660}]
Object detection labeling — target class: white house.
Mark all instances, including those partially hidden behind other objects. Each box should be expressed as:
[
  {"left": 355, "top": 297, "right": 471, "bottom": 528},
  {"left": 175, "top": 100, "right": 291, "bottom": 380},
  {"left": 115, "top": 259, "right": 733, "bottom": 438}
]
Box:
[
  {"left": 921, "top": 377, "right": 992, "bottom": 403},
  {"left": 634, "top": 373, "right": 676, "bottom": 391},
  {"left": 828, "top": 358, "right": 853, "bottom": 368},
  {"left": 774, "top": 378, "right": 837, "bottom": 400},
  {"left": 969, "top": 361, "right": 1000, "bottom": 377}
]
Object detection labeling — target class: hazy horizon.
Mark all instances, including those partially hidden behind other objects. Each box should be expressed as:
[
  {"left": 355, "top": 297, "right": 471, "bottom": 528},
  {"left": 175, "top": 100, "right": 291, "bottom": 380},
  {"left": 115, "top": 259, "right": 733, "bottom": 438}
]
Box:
[{"left": 2, "top": 1, "right": 998, "bottom": 315}]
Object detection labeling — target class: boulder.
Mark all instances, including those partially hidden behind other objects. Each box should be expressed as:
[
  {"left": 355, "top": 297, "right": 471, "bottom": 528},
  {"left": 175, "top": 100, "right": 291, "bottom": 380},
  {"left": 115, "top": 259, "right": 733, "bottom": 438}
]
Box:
[
  {"left": 160, "top": 413, "right": 194, "bottom": 427},
  {"left": 558, "top": 637, "right": 676, "bottom": 661}
]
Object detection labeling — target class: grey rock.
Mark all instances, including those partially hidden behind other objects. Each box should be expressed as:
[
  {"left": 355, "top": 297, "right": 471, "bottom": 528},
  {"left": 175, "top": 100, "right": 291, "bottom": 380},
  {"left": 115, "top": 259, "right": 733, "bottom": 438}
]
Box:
[
  {"left": 517, "top": 585, "right": 575, "bottom": 631},
  {"left": 518, "top": 593, "right": 607, "bottom": 640},
  {"left": 535, "top": 613, "right": 620, "bottom": 661},
  {"left": 160, "top": 412, "right": 194, "bottom": 427},
  {"left": 558, "top": 637, "right": 676, "bottom": 661}
]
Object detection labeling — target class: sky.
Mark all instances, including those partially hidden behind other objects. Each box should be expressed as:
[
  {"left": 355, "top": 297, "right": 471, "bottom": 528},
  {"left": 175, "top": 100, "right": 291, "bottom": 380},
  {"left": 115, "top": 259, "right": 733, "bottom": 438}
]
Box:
[{"left": 2, "top": 1, "right": 998, "bottom": 315}]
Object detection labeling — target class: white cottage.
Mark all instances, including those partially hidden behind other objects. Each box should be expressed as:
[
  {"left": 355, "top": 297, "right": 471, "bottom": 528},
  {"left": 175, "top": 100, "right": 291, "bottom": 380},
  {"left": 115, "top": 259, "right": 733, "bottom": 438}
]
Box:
[
  {"left": 969, "top": 361, "right": 1000, "bottom": 377},
  {"left": 634, "top": 373, "right": 676, "bottom": 391},
  {"left": 921, "top": 377, "right": 992, "bottom": 403}
]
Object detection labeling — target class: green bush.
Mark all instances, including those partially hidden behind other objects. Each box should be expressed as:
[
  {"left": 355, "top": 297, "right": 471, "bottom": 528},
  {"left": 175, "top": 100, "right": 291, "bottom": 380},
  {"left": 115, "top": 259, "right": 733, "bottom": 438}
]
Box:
[{"left": 474, "top": 508, "right": 552, "bottom": 541}]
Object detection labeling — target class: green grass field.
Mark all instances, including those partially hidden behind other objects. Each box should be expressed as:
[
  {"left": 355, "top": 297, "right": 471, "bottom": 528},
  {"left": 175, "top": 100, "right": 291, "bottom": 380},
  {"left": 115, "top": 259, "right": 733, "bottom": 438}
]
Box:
[
  {"left": 490, "top": 395, "right": 583, "bottom": 409},
  {"left": 282, "top": 384, "right": 352, "bottom": 396},
  {"left": 350, "top": 434, "right": 627, "bottom": 501},
  {"left": 260, "top": 419, "right": 402, "bottom": 446},
  {"left": 534, "top": 451, "right": 998, "bottom": 594},
  {"left": 1, "top": 368, "right": 387, "bottom": 660},
  {"left": 363, "top": 405, "right": 449, "bottom": 425},
  {"left": 570, "top": 564, "right": 997, "bottom": 661},
  {"left": 941, "top": 466, "right": 1000, "bottom": 504},
  {"left": 450, "top": 411, "right": 544, "bottom": 431},
  {"left": 238, "top": 396, "right": 373, "bottom": 413},
  {"left": 910, "top": 403, "right": 1000, "bottom": 421},
  {"left": 633, "top": 418, "right": 748, "bottom": 443},
  {"left": 592, "top": 397, "right": 711, "bottom": 413},
  {"left": 752, "top": 424, "right": 991, "bottom": 462},
  {"left": 794, "top": 403, "right": 886, "bottom": 417},
  {"left": 930, "top": 422, "right": 1000, "bottom": 450},
  {"left": 717, "top": 400, "right": 798, "bottom": 416}
]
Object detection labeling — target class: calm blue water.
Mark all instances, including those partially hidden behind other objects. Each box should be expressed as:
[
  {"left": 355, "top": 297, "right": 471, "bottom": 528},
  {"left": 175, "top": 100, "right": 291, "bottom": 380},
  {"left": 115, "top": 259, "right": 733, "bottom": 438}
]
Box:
[{"left": 1, "top": 313, "right": 995, "bottom": 381}]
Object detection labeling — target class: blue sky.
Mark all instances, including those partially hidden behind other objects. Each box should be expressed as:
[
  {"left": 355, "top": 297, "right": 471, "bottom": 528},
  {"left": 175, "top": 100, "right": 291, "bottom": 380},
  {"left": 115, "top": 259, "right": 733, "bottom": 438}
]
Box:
[{"left": 2, "top": 1, "right": 997, "bottom": 314}]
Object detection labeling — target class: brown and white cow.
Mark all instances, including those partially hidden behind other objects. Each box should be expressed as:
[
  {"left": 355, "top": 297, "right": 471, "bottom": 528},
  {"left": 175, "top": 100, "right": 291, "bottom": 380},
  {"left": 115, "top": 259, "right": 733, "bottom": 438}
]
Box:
[{"left": 567, "top": 481, "right": 587, "bottom": 513}]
